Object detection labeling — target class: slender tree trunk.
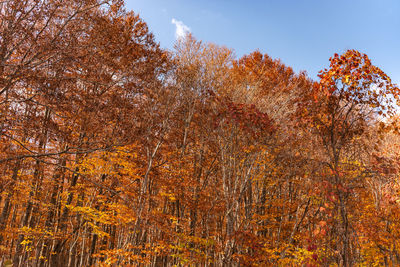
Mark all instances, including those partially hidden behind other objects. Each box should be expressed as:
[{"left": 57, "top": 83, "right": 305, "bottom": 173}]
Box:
[{"left": 39, "top": 157, "right": 66, "bottom": 266}]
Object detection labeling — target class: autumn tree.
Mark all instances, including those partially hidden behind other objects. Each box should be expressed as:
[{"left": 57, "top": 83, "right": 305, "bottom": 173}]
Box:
[{"left": 298, "top": 50, "right": 399, "bottom": 266}]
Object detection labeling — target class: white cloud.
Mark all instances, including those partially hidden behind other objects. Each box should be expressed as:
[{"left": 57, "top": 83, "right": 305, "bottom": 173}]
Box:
[{"left": 171, "top": 18, "right": 191, "bottom": 39}]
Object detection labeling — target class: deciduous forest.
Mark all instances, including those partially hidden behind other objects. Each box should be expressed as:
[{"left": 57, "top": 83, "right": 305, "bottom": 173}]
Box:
[{"left": 1, "top": 1, "right": 400, "bottom": 266}]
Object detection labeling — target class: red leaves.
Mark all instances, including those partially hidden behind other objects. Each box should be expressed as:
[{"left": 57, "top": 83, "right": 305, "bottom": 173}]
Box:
[
  {"left": 300, "top": 49, "right": 400, "bottom": 140},
  {"left": 371, "top": 154, "right": 399, "bottom": 176},
  {"left": 215, "top": 97, "right": 275, "bottom": 138}
]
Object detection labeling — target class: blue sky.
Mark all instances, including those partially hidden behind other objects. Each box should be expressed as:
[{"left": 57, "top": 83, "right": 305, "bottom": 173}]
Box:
[{"left": 126, "top": 0, "right": 399, "bottom": 84}]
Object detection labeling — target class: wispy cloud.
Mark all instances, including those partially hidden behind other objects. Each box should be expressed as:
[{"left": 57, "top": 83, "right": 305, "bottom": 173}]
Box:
[{"left": 171, "top": 18, "right": 191, "bottom": 39}]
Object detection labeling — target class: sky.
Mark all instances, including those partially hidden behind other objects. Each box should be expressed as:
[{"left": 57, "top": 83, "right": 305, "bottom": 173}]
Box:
[{"left": 125, "top": 0, "right": 399, "bottom": 84}]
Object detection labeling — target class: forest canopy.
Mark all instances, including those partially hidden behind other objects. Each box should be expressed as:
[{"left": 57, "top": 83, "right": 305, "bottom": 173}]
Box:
[{"left": 0, "top": 1, "right": 399, "bottom": 266}]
